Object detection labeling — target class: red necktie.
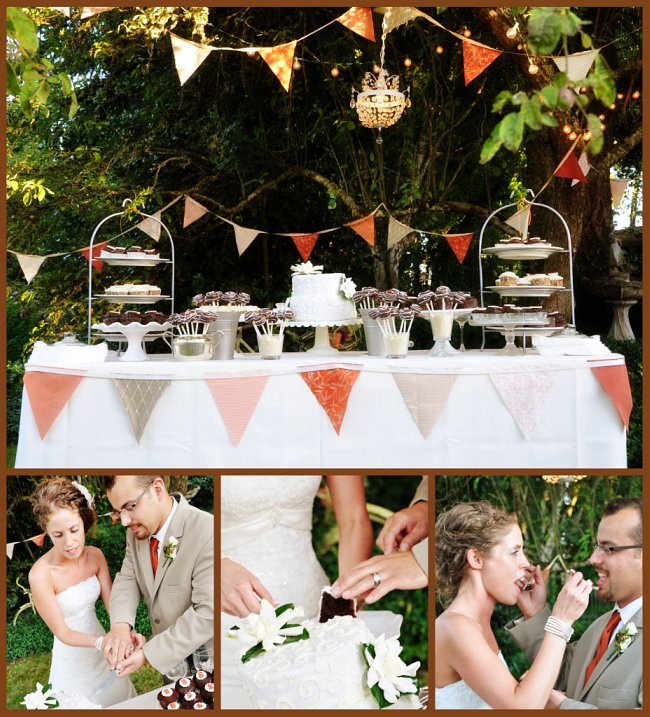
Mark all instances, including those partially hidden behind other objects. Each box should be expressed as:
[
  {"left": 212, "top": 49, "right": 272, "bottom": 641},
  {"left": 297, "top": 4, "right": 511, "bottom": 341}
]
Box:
[
  {"left": 150, "top": 537, "right": 159, "bottom": 576},
  {"left": 583, "top": 610, "right": 621, "bottom": 685}
]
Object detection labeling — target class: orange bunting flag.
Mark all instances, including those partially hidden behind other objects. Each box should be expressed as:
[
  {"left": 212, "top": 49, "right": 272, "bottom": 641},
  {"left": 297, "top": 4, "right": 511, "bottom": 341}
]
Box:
[
  {"left": 337, "top": 7, "right": 375, "bottom": 42},
  {"left": 347, "top": 214, "right": 375, "bottom": 246},
  {"left": 591, "top": 364, "right": 633, "bottom": 429},
  {"left": 80, "top": 240, "right": 109, "bottom": 272},
  {"left": 463, "top": 41, "right": 502, "bottom": 85},
  {"left": 31, "top": 533, "right": 46, "bottom": 547},
  {"left": 444, "top": 233, "right": 474, "bottom": 264},
  {"left": 258, "top": 41, "right": 297, "bottom": 92},
  {"left": 300, "top": 367, "right": 361, "bottom": 434},
  {"left": 183, "top": 196, "right": 209, "bottom": 228},
  {"left": 292, "top": 233, "right": 319, "bottom": 262},
  {"left": 111, "top": 513, "right": 120, "bottom": 524},
  {"left": 24, "top": 371, "right": 85, "bottom": 439},
  {"left": 555, "top": 152, "right": 586, "bottom": 183}
]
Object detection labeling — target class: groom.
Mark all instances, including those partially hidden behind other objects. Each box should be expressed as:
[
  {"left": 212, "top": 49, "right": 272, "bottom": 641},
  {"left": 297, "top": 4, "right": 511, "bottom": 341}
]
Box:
[
  {"left": 102, "top": 476, "right": 214, "bottom": 678},
  {"left": 507, "top": 497, "right": 642, "bottom": 709}
]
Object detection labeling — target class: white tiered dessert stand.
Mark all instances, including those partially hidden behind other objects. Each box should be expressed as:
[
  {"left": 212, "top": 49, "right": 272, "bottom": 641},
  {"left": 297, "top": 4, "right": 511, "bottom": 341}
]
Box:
[{"left": 285, "top": 318, "right": 363, "bottom": 354}]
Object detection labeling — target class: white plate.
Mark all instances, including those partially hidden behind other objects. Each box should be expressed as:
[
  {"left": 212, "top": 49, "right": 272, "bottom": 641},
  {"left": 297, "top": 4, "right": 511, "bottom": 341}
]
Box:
[
  {"left": 99, "top": 256, "right": 170, "bottom": 267},
  {"left": 92, "top": 321, "right": 171, "bottom": 331},
  {"left": 485, "top": 325, "right": 563, "bottom": 337},
  {"left": 483, "top": 245, "right": 565, "bottom": 260},
  {"left": 419, "top": 308, "right": 474, "bottom": 320},
  {"left": 94, "top": 294, "right": 171, "bottom": 304},
  {"left": 487, "top": 285, "right": 569, "bottom": 298}
]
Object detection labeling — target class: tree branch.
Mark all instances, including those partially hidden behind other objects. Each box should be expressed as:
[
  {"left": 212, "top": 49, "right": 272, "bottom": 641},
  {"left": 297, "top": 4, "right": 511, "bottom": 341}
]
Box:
[{"left": 594, "top": 125, "right": 642, "bottom": 170}]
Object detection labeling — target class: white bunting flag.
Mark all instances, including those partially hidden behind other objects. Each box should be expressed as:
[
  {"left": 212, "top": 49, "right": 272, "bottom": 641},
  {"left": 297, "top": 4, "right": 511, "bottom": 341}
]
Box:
[
  {"left": 551, "top": 49, "right": 599, "bottom": 82},
  {"left": 381, "top": 7, "right": 425, "bottom": 34},
  {"left": 233, "top": 225, "right": 261, "bottom": 256},
  {"left": 80, "top": 7, "right": 113, "bottom": 20},
  {"left": 183, "top": 196, "right": 209, "bottom": 228},
  {"left": 6, "top": 542, "right": 16, "bottom": 560},
  {"left": 387, "top": 215, "right": 414, "bottom": 249},
  {"left": 610, "top": 178, "right": 629, "bottom": 207},
  {"left": 135, "top": 211, "right": 162, "bottom": 241},
  {"left": 504, "top": 206, "right": 531, "bottom": 235},
  {"left": 15, "top": 253, "right": 47, "bottom": 284},
  {"left": 170, "top": 33, "right": 213, "bottom": 86}
]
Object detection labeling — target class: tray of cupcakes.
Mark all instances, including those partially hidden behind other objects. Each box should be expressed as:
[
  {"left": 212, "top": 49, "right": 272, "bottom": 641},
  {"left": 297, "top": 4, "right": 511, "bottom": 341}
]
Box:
[
  {"left": 99, "top": 244, "right": 172, "bottom": 267},
  {"left": 157, "top": 671, "right": 214, "bottom": 710},
  {"left": 488, "top": 271, "right": 569, "bottom": 298},
  {"left": 483, "top": 236, "right": 566, "bottom": 261},
  {"left": 92, "top": 310, "right": 171, "bottom": 340}
]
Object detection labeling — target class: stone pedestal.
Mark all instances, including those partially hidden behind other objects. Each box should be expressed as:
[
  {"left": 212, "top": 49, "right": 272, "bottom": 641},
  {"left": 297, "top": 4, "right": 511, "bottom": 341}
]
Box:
[{"left": 605, "top": 299, "right": 638, "bottom": 340}]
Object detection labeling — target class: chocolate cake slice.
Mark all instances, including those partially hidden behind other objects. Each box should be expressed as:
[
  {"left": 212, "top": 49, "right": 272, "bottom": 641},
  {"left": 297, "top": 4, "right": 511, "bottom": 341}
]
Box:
[{"left": 318, "top": 586, "right": 356, "bottom": 623}]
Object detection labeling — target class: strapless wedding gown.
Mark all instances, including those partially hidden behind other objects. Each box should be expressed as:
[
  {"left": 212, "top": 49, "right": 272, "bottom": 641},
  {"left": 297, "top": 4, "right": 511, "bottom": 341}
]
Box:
[
  {"left": 49, "top": 575, "right": 136, "bottom": 708},
  {"left": 435, "top": 651, "right": 508, "bottom": 709},
  {"left": 220, "top": 475, "right": 330, "bottom": 709}
]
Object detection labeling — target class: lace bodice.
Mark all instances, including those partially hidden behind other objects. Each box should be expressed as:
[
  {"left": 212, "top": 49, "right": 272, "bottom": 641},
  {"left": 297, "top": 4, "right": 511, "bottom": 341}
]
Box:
[
  {"left": 56, "top": 575, "right": 102, "bottom": 631},
  {"left": 435, "top": 651, "right": 508, "bottom": 709}
]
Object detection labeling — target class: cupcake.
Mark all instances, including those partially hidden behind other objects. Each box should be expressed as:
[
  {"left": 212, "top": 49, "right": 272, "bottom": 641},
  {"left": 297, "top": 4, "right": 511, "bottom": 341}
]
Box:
[
  {"left": 193, "top": 703, "right": 208, "bottom": 711},
  {"left": 158, "top": 687, "right": 180, "bottom": 708},
  {"left": 529, "top": 274, "right": 549, "bottom": 286},
  {"left": 193, "top": 671, "right": 210, "bottom": 688},
  {"left": 175, "top": 677, "right": 195, "bottom": 696},
  {"left": 496, "top": 271, "right": 519, "bottom": 286},
  {"left": 167, "top": 702, "right": 182, "bottom": 710},
  {"left": 200, "top": 683, "right": 214, "bottom": 705},
  {"left": 547, "top": 272, "right": 564, "bottom": 287},
  {"left": 182, "top": 691, "right": 199, "bottom": 709}
]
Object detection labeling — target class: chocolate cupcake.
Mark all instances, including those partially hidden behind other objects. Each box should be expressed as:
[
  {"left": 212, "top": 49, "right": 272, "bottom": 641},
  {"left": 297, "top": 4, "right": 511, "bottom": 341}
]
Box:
[
  {"left": 193, "top": 671, "right": 210, "bottom": 688},
  {"left": 158, "top": 687, "right": 180, "bottom": 708},
  {"left": 192, "top": 703, "right": 208, "bottom": 711},
  {"left": 200, "top": 683, "right": 214, "bottom": 705},
  {"left": 166, "top": 702, "right": 182, "bottom": 710},
  {"left": 175, "top": 677, "right": 195, "bottom": 696},
  {"left": 182, "top": 691, "right": 199, "bottom": 709}
]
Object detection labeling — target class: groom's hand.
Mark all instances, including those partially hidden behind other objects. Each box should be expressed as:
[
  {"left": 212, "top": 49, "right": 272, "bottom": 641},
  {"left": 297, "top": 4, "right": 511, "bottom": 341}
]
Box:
[
  {"left": 116, "top": 647, "right": 147, "bottom": 678},
  {"left": 331, "top": 551, "right": 427, "bottom": 604},
  {"left": 516, "top": 564, "right": 547, "bottom": 619},
  {"left": 377, "top": 502, "right": 428, "bottom": 555},
  {"left": 221, "top": 558, "right": 277, "bottom": 617},
  {"left": 103, "top": 622, "right": 133, "bottom": 670}
]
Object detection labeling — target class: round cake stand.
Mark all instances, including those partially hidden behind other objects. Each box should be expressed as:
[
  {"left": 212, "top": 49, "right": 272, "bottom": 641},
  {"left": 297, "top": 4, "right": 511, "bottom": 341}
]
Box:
[
  {"left": 286, "top": 318, "right": 362, "bottom": 354},
  {"left": 92, "top": 322, "right": 171, "bottom": 361}
]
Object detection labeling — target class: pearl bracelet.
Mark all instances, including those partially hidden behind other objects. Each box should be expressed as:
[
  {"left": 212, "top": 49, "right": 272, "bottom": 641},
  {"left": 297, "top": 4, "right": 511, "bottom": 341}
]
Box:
[
  {"left": 544, "top": 616, "right": 574, "bottom": 642},
  {"left": 94, "top": 636, "right": 104, "bottom": 651}
]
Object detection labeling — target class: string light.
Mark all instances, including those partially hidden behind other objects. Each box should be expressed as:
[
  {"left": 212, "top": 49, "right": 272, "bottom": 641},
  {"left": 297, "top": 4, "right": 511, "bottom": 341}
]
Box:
[
  {"left": 373, "top": 64, "right": 381, "bottom": 74},
  {"left": 246, "top": 48, "right": 256, "bottom": 56},
  {"left": 403, "top": 57, "right": 412, "bottom": 67},
  {"left": 616, "top": 92, "right": 624, "bottom": 100},
  {"left": 330, "top": 67, "right": 339, "bottom": 77},
  {"left": 568, "top": 131, "right": 577, "bottom": 140},
  {"left": 435, "top": 45, "right": 444, "bottom": 54},
  {"left": 632, "top": 90, "right": 640, "bottom": 99},
  {"left": 600, "top": 123, "right": 606, "bottom": 130},
  {"left": 463, "top": 28, "right": 471, "bottom": 37},
  {"left": 517, "top": 43, "right": 523, "bottom": 50},
  {"left": 506, "top": 23, "right": 518, "bottom": 40},
  {"left": 293, "top": 59, "right": 301, "bottom": 70},
  {"left": 598, "top": 113, "right": 606, "bottom": 121},
  {"left": 609, "top": 102, "right": 616, "bottom": 110},
  {"left": 528, "top": 62, "right": 539, "bottom": 75},
  {"left": 562, "top": 124, "right": 572, "bottom": 134},
  {"left": 583, "top": 131, "right": 592, "bottom": 141}
]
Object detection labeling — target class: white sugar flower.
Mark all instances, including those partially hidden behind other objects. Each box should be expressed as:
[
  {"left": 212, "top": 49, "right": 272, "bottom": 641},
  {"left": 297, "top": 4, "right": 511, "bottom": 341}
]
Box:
[
  {"left": 229, "top": 599, "right": 305, "bottom": 652},
  {"left": 340, "top": 277, "right": 357, "bottom": 299},
  {"left": 626, "top": 622, "right": 638, "bottom": 636},
  {"left": 291, "top": 261, "right": 323, "bottom": 275},
  {"left": 21, "top": 683, "right": 59, "bottom": 710},
  {"left": 364, "top": 634, "right": 420, "bottom": 704}
]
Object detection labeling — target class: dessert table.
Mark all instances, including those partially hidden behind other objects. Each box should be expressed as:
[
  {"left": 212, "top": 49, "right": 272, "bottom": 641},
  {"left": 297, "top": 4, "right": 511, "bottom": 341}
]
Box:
[
  {"left": 108, "top": 685, "right": 166, "bottom": 709},
  {"left": 15, "top": 348, "right": 629, "bottom": 468}
]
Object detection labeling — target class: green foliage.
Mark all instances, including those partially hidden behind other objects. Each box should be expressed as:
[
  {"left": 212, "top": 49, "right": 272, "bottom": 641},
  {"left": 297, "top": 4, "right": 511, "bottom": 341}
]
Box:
[{"left": 527, "top": 8, "right": 586, "bottom": 55}]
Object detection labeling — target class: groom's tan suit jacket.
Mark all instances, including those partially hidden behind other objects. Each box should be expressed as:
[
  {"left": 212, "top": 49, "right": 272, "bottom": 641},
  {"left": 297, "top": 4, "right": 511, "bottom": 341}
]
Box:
[
  {"left": 507, "top": 605, "right": 642, "bottom": 709},
  {"left": 110, "top": 493, "right": 214, "bottom": 675},
  {"left": 410, "top": 478, "right": 428, "bottom": 578}
]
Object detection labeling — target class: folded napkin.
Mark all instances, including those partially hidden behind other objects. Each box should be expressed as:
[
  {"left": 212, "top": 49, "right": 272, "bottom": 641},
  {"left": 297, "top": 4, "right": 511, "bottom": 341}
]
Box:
[
  {"left": 28, "top": 340, "right": 109, "bottom": 366},
  {"left": 532, "top": 334, "right": 611, "bottom": 357}
]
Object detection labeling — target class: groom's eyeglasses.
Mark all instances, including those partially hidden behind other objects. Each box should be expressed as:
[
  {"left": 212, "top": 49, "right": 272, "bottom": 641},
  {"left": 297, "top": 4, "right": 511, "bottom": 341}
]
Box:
[
  {"left": 593, "top": 543, "right": 642, "bottom": 556},
  {"left": 110, "top": 485, "right": 151, "bottom": 521}
]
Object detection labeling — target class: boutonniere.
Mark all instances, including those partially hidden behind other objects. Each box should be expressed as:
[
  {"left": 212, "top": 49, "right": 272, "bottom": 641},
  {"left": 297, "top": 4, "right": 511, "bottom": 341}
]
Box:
[
  {"left": 163, "top": 536, "right": 179, "bottom": 564},
  {"left": 607, "top": 622, "right": 638, "bottom": 660}
]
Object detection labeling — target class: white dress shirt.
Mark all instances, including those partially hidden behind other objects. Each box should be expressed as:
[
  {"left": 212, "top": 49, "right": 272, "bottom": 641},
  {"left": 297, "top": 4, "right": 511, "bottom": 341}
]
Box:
[
  {"left": 609, "top": 596, "right": 642, "bottom": 645},
  {"left": 151, "top": 495, "right": 178, "bottom": 561}
]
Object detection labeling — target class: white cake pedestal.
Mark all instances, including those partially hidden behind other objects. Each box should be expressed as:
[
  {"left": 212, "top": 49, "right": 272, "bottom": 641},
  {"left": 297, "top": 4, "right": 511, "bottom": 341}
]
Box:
[
  {"left": 285, "top": 318, "right": 362, "bottom": 354},
  {"left": 92, "top": 322, "right": 171, "bottom": 361}
]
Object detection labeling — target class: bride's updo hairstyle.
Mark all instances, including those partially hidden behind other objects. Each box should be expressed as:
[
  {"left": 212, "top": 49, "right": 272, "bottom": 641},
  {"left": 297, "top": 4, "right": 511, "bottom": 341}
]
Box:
[
  {"left": 31, "top": 478, "right": 96, "bottom": 532},
  {"left": 436, "top": 501, "right": 517, "bottom": 601}
]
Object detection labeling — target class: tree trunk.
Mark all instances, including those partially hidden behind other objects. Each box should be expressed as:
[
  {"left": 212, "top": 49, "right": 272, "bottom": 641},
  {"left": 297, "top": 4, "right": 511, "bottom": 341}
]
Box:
[{"left": 169, "top": 477, "right": 188, "bottom": 494}]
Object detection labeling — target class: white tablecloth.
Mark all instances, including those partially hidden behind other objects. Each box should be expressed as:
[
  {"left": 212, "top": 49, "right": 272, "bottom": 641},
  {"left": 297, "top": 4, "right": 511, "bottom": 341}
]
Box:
[
  {"left": 108, "top": 685, "right": 164, "bottom": 710},
  {"left": 15, "top": 350, "right": 628, "bottom": 468}
]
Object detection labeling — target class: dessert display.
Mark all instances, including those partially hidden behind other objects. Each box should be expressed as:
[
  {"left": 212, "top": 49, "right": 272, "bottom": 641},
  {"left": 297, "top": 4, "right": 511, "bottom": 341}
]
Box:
[
  {"left": 104, "top": 283, "right": 162, "bottom": 296},
  {"left": 368, "top": 305, "right": 421, "bottom": 358},
  {"left": 100, "top": 244, "right": 160, "bottom": 259},
  {"left": 192, "top": 291, "right": 254, "bottom": 313},
  {"left": 157, "top": 673, "right": 214, "bottom": 710},
  {"left": 469, "top": 305, "right": 547, "bottom": 325},
  {"left": 495, "top": 272, "right": 564, "bottom": 287},
  {"left": 243, "top": 307, "right": 295, "bottom": 359},
  {"left": 168, "top": 310, "right": 218, "bottom": 360},
  {"left": 102, "top": 310, "right": 168, "bottom": 325},
  {"left": 168, "top": 309, "right": 217, "bottom": 336},
  {"left": 286, "top": 262, "right": 357, "bottom": 323},
  {"left": 495, "top": 236, "right": 552, "bottom": 247}
]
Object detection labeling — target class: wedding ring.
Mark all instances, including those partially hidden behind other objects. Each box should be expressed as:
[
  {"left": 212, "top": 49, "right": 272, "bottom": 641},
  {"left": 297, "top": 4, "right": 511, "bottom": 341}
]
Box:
[{"left": 372, "top": 572, "right": 381, "bottom": 588}]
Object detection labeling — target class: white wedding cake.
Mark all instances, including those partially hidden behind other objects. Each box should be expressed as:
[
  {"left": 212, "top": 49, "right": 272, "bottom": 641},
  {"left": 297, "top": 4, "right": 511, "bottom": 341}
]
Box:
[
  {"left": 287, "top": 263, "right": 357, "bottom": 323},
  {"left": 236, "top": 614, "right": 420, "bottom": 710}
]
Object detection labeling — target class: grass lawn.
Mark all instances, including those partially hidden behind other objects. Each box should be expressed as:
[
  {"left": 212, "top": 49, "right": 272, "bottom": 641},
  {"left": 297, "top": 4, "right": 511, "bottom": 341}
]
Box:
[{"left": 7, "top": 653, "right": 163, "bottom": 709}]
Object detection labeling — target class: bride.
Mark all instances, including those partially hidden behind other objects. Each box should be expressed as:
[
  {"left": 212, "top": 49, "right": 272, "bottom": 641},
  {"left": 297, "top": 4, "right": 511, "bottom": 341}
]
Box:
[
  {"left": 435, "top": 501, "right": 591, "bottom": 709},
  {"left": 220, "top": 474, "right": 373, "bottom": 708},
  {"left": 28, "top": 478, "right": 137, "bottom": 707}
]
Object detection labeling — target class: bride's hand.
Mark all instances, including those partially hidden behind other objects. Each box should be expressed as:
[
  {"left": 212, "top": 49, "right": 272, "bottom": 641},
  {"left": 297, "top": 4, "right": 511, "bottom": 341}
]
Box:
[
  {"left": 516, "top": 564, "right": 547, "bottom": 619},
  {"left": 221, "top": 558, "right": 277, "bottom": 617},
  {"left": 551, "top": 570, "right": 592, "bottom": 625}
]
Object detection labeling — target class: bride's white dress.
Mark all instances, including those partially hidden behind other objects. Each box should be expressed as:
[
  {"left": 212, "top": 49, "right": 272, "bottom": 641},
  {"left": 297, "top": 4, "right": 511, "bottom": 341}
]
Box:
[
  {"left": 435, "top": 651, "right": 508, "bottom": 709},
  {"left": 220, "top": 475, "right": 330, "bottom": 709},
  {"left": 49, "top": 575, "right": 136, "bottom": 708}
]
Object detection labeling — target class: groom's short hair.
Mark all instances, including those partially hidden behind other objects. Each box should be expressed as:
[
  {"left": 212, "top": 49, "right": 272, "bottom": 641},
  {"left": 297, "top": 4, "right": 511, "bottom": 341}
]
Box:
[
  {"left": 103, "top": 475, "right": 160, "bottom": 492},
  {"left": 602, "top": 497, "right": 642, "bottom": 545}
]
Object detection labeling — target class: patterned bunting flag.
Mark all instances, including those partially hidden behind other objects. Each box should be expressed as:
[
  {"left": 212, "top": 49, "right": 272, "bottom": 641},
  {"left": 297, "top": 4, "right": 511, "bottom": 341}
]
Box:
[
  {"left": 444, "top": 233, "right": 473, "bottom": 264},
  {"left": 113, "top": 379, "right": 170, "bottom": 443},
  {"left": 15, "top": 253, "right": 46, "bottom": 284},
  {"left": 24, "top": 371, "right": 85, "bottom": 439},
  {"left": 387, "top": 216, "right": 413, "bottom": 249},
  {"left": 505, "top": 206, "right": 531, "bottom": 234},
  {"left": 258, "top": 41, "right": 297, "bottom": 92},
  {"left": 590, "top": 364, "right": 633, "bottom": 428},
  {"left": 205, "top": 376, "right": 269, "bottom": 446},
  {"left": 135, "top": 211, "right": 162, "bottom": 241},
  {"left": 382, "top": 7, "right": 425, "bottom": 34},
  {"left": 463, "top": 41, "right": 502, "bottom": 85},
  {"left": 391, "top": 373, "right": 457, "bottom": 438},
  {"left": 292, "top": 233, "right": 319, "bottom": 262},
  {"left": 170, "top": 33, "right": 213, "bottom": 85},
  {"left": 300, "top": 367, "right": 361, "bottom": 434},
  {"left": 347, "top": 214, "right": 375, "bottom": 246},
  {"left": 551, "top": 49, "right": 599, "bottom": 82},
  {"left": 555, "top": 152, "right": 586, "bottom": 183},
  {"left": 80, "top": 240, "right": 109, "bottom": 272},
  {"left": 183, "top": 196, "right": 209, "bottom": 228},
  {"left": 337, "top": 7, "right": 375, "bottom": 42},
  {"left": 610, "top": 179, "right": 629, "bottom": 207},
  {"left": 31, "top": 533, "right": 46, "bottom": 547},
  {"left": 571, "top": 152, "right": 591, "bottom": 187},
  {"left": 233, "top": 225, "right": 261, "bottom": 256},
  {"left": 490, "top": 371, "right": 554, "bottom": 439}
]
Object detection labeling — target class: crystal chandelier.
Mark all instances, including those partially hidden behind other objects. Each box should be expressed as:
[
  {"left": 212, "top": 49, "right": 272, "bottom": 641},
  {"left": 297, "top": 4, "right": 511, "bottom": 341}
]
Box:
[{"left": 350, "top": 22, "right": 410, "bottom": 143}]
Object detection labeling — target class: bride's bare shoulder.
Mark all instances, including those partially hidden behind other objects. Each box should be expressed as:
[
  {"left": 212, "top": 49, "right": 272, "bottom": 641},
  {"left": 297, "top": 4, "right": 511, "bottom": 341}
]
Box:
[
  {"left": 436, "top": 610, "right": 483, "bottom": 645},
  {"left": 29, "top": 553, "right": 54, "bottom": 584}
]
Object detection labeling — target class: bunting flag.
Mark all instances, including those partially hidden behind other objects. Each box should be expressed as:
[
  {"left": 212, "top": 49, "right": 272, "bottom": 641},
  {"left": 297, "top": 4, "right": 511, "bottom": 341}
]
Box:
[
  {"left": 381, "top": 6, "right": 425, "bottom": 34},
  {"left": 590, "top": 364, "right": 633, "bottom": 428},
  {"left": 205, "top": 376, "right": 269, "bottom": 446},
  {"left": 444, "top": 233, "right": 473, "bottom": 264},
  {"left": 6, "top": 543, "right": 16, "bottom": 560},
  {"left": 31, "top": 533, "right": 46, "bottom": 547},
  {"left": 258, "top": 41, "right": 297, "bottom": 92},
  {"left": 80, "top": 240, "right": 109, "bottom": 272},
  {"left": 51, "top": 7, "right": 71, "bottom": 16},
  {"left": 113, "top": 379, "right": 170, "bottom": 442},
  {"left": 551, "top": 49, "right": 599, "bottom": 82},
  {"left": 337, "top": 7, "right": 376, "bottom": 42},
  {"left": 80, "top": 7, "right": 113, "bottom": 19},
  {"left": 300, "top": 367, "right": 361, "bottom": 434},
  {"left": 183, "top": 196, "right": 209, "bottom": 228},
  {"left": 610, "top": 178, "right": 629, "bottom": 207},
  {"left": 292, "top": 233, "right": 320, "bottom": 262},
  {"left": 505, "top": 206, "right": 531, "bottom": 234},
  {"left": 571, "top": 151, "right": 591, "bottom": 187},
  {"left": 135, "top": 211, "right": 162, "bottom": 241},
  {"left": 233, "top": 225, "right": 262, "bottom": 256},
  {"left": 463, "top": 41, "right": 502, "bottom": 85},
  {"left": 555, "top": 152, "right": 586, "bottom": 183},
  {"left": 387, "top": 216, "right": 414, "bottom": 249},
  {"left": 347, "top": 213, "right": 375, "bottom": 246},
  {"left": 170, "top": 33, "right": 213, "bottom": 86},
  {"left": 24, "top": 371, "right": 85, "bottom": 439},
  {"left": 391, "top": 373, "right": 457, "bottom": 438},
  {"left": 15, "top": 254, "right": 46, "bottom": 284},
  {"left": 490, "top": 371, "right": 554, "bottom": 439}
]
